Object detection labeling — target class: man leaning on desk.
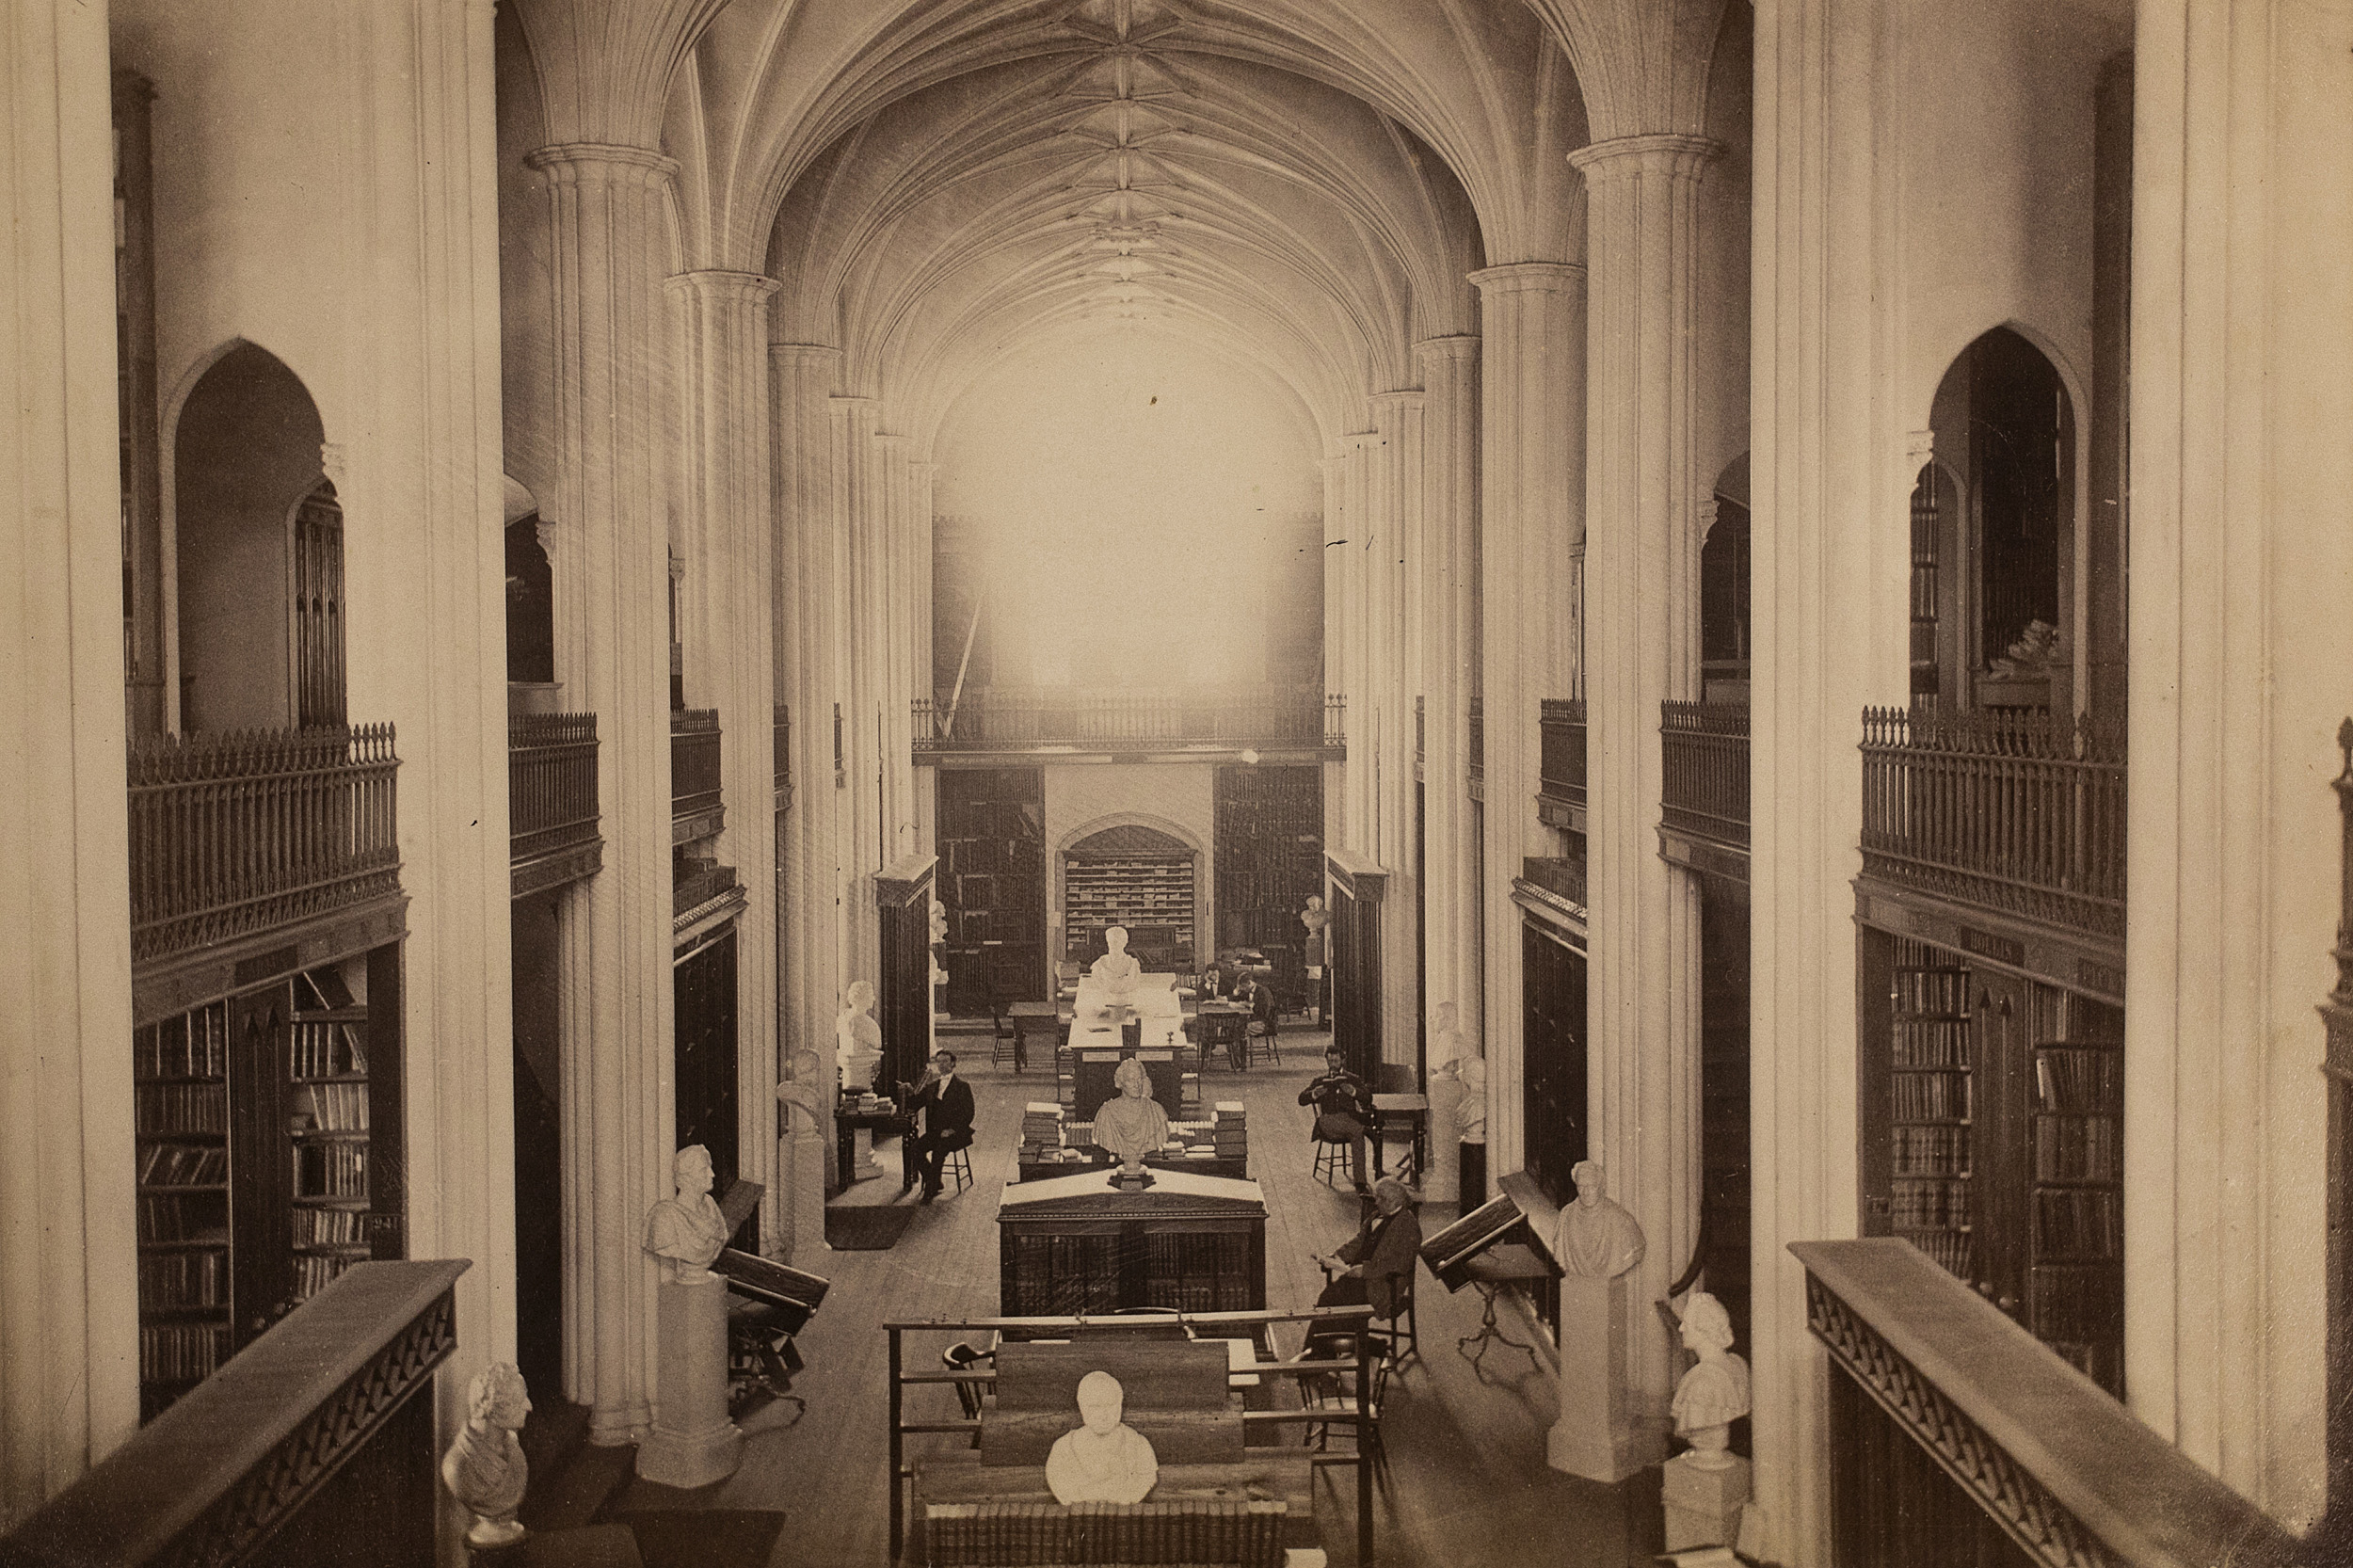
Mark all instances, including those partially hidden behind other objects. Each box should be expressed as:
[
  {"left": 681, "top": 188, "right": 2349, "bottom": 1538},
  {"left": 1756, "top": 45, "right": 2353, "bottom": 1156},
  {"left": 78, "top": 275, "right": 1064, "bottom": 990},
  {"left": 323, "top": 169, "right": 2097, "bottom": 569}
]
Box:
[{"left": 900, "top": 1049, "right": 975, "bottom": 1204}]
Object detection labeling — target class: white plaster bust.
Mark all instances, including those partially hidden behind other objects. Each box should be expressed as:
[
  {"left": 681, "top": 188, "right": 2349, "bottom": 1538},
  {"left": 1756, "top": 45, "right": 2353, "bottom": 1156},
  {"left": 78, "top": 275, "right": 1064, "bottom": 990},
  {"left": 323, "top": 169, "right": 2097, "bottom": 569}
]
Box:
[
  {"left": 1093, "top": 1055, "right": 1171, "bottom": 1175},
  {"left": 1671, "top": 1291, "right": 1752, "bottom": 1468},
  {"left": 1045, "top": 1371, "right": 1159, "bottom": 1505},
  {"left": 776, "top": 1047, "right": 827, "bottom": 1135},
  {"left": 440, "top": 1362, "right": 532, "bottom": 1545},
  {"left": 1430, "top": 1001, "right": 1486, "bottom": 1144},
  {"left": 1555, "top": 1160, "right": 1644, "bottom": 1279},
  {"left": 836, "top": 980, "right": 884, "bottom": 1092},
  {"left": 643, "top": 1144, "right": 729, "bottom": 1284},
  {"left": 1088, "top": 926, "right": 1143, "bottom": 997}
]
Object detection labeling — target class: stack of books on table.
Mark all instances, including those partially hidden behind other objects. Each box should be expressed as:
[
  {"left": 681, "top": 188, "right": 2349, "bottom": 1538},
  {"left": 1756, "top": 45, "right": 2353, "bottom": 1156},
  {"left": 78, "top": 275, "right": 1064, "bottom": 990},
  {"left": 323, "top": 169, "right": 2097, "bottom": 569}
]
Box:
[
  {"left": 1212, "top": 1103, "right": 1247, "bottom": 1160},
  {"left": 1019, "top": 1102, "right": 1064, "bottom": 1163},
  {"left": 1167, "top": 1121, "right": 1217, "bottom": 1159}
]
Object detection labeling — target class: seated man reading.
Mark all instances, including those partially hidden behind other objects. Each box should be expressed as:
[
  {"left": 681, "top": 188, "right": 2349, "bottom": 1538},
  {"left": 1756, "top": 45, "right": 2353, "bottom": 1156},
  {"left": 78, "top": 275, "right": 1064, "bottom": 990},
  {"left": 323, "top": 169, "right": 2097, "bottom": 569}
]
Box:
[
  {"left": 900, "top": 1049, "right": 975, "bottom": 1204},
  {"left": 1298, "top": 1045, "right": 1373, "bottom": 1192},
  {"left": 1308, "top": 1176, "right": 1422, "bottom": 1351},
  {"left": 1045, "top": 1371, "right": 1159, "bottom": 1505}
]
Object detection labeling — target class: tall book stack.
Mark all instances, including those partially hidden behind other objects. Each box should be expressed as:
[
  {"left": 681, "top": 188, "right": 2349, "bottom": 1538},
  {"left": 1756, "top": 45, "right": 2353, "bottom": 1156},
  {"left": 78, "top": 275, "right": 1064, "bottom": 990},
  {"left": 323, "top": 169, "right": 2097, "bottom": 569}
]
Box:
[
  {"left": 1887, "top": 943, "right": 1975, "bottom": 1282},
  {"left": 1212, "top": 1103, "right": 1247, "bottom": 1165},
  {"left": 134, "top": 1001, "right": 232, "bottom": 1421},
  {"left": 2029, "top": 1032, "right": 2124, "bottom": 1395},
  {"left": 1019, "top": 1102, "right": 1064, "bottom": 1164},
  {"left": 288, "top": 999, "right": 372, "bottom": 1304}
]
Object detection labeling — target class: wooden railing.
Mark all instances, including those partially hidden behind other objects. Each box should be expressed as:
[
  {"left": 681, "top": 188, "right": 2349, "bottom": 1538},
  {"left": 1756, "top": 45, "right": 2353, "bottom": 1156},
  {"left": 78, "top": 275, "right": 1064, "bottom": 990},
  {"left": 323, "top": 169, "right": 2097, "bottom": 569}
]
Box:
[
  {"left": 0, "top": 1260, "right": 466, "bottom": 1568},
  {"left": 127, "top": 725, "right": 401, "bottom": 965},
  {"left": 1538, "top": 698, "right": 1584, "bottom": 811},
  {"left": 1860, "top": 706, "right": 2126, "bottom": 941},
  {"left": 509, "top": 712, "right": 599, "bottom": 866},
  {"left": 675, "top": 859, "right": 738, "bottom": 916},
  {"left": 1661, "top": 700, "right": 1750, "bottom": 849},
  {"left": 1794, "top": 1240, "right": 2295, "bottom": 1568},
  {"left": 672, "top": 708, "right": 722, "bottom": 822},
  {"left": 913, "top": 690, "right": 1344, "bottom": 755}
]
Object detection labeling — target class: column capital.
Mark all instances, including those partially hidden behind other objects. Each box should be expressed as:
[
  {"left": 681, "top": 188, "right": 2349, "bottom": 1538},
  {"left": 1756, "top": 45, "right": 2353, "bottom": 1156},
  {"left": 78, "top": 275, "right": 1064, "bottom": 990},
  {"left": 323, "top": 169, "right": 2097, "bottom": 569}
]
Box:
[
  {"left": 772, "top": 340, "right": 843, "bottom": 366},
  {"left": 1907, "top": 428, "right": 1936, "bottom": 464},
  {"left": 523, "top": 141, "right": 680, "bottom": 187},
  {"left": 1414, "top": 334, "right": 1481, "bottom": 363},
  {"left": 1370, "top": 388, "right": 1426, "bottom": 413},
  {"left": 1468, "top": 261, "right": 1587, "bottom": 296},
  {"left": 664, "top": 268, "right": 780, "bottom": 305},
  {"left": 874, "top": 430, "right": 913, "bottom": 450},
  {"left": 1566, "top": 133, "right": 1724, "bottom": 185},
  {"left": 829, "top": 393, "right": 878, "bottom": 410}
]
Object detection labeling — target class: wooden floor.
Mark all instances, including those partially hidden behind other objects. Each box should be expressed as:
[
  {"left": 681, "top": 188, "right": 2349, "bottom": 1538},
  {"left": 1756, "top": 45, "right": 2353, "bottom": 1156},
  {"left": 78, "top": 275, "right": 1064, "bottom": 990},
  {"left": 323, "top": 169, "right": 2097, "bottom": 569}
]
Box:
[{"left": 610, "top": 1030, "right": 1660, "bottom": 1567}]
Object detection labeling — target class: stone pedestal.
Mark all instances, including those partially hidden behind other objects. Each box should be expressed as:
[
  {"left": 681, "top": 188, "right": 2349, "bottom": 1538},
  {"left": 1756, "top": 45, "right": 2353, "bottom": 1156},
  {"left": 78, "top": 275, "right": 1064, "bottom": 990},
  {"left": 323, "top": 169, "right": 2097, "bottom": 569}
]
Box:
[
  {"left": 636, "top": 1273, "right": 744, "bottom": 1488},
  {"left": 784, "top": 1129, "right": 829, "bottom": 1263},
  {"left": 1662, "top": 1452, "right": 1751, "bottom": 1551},
  {"left": 849, "top": 1125, "right": 879, "bottom": 1177},
  {"left": 1546, "top": 1274, "right": 1660, "bottom": 1481},
  {"left": 1425, "top": 1076, "right": 1463, "bottom": 1208}
]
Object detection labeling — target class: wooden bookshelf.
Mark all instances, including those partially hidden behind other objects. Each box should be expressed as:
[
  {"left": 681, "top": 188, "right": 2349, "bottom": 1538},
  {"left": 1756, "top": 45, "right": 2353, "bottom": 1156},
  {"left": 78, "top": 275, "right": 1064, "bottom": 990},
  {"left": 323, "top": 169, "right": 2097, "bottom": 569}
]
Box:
[
  {"left": 1213, "top": 764, "right": 1322, "bottom": 956},
  {"left": 134, "top": 1002, "right": 232, "bottom": 1422},
  {"left": 1063, "top": 854, "right": 1195, "bottom": 972},
  {"left": 1887, "top": 942, "right": 1976, "bottom": 1284},
  {"left": 288, "top": 995, "right": 373, "bottom": 1305},
  {"left": 936, "top": 767, "right": 1045, "bottom": 1009},
  {"left": 2029, "top": 1028, "right": 2124, "bottom": 1395}
]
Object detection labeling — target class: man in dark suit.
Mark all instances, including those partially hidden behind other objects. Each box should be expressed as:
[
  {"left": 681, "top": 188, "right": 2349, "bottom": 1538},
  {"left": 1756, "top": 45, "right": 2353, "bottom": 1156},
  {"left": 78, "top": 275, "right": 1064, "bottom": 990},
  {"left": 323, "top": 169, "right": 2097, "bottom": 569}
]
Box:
[{"left": 900, "top": 1049, "right": 975, "bottom": 1203}]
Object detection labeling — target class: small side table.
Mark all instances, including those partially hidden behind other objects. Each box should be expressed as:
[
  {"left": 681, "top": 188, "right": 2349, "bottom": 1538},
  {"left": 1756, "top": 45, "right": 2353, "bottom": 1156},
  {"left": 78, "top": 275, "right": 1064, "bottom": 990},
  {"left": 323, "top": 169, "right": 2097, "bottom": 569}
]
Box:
[
  {"left": 1369, "top": 1094, "right": 1429, "bottom": 1181},
  {"left": 832, "top": 1101, "right": 903, "bottom": 1189},
  {"left": 1456, "top": 1242, "right": 1553, "bottom": 1380}
]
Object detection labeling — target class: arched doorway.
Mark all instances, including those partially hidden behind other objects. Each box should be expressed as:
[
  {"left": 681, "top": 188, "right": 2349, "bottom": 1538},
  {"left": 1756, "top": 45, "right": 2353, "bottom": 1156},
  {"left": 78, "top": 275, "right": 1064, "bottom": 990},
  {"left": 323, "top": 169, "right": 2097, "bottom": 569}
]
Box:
[
  {"left": 1923, "top": 327, "right": 2076, "bottom": 712},
  {"left": 1061, "top": 823, "right": 1199, "bottom": 976},
  {"left": 171, "top": 344, "right": 335, "bottom": 733}
]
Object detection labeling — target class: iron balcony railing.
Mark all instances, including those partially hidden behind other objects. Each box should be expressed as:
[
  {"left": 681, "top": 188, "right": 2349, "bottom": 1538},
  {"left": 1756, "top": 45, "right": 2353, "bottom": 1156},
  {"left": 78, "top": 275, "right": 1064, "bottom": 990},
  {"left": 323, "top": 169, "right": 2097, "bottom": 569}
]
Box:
[
  {"left": 672, "top": 707, "right": 722, "bottom": 821},
  {"left": 1660, "top": 700, "right": 1750, "bottom": 850},
  {"left": 1860, "top": 704, "right": 2126, "bottom": 941},
  {"left": 1538, "top": 698, "right": 1584, "bottom": 811},
  {"left": 675, "top": 859, "right": 739, "bottom": 916},
  {"left": 508, "top": 712, "right": 599, "bottom": 869},
  {"left": 913, "top": 689, "right": 1344, "bottom": 754},
  {"left": 127, "top": 725, "right": 401, "bottom": 965}
]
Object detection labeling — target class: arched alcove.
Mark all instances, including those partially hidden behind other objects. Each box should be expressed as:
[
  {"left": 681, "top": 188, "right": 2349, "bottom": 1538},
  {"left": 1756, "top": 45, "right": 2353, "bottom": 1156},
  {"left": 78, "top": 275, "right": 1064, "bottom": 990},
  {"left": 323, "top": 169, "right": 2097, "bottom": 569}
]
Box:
[
  {"left": 504, "top": 513, "right": 555, "bottom": 686},
  {"left": 1701, "top": 454, "right": 1753, "bottom": 702},
  {"left": 171, "top": 343, "right": 330, "bottom": 732},
  {"left": 1060, "top": 819, "right": 1200, "bottom": 975},
  {"left": 1924, "top": 326, "right": 2076, "bottom": 712}
]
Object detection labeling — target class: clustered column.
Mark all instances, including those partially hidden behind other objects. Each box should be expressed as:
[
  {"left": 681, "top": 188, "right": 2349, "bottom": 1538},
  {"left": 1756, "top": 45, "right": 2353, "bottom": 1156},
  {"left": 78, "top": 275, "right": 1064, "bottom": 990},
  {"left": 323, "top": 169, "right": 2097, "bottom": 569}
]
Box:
[
  {"left": 1470, "top": 262, "right": 1588, "bottom": 1181},
  {"left": 1573, "top": 131, "right": 1721, "bottom": 1434},
  {"left": 670, "top": 269, "right": 783, "bottom": 1254},
  {"left": 1370, "top": 391, "right": 1426, "bottom": 1064},
  {"left": 527, "top": 140, "right": 680, "bottom": 1446}
]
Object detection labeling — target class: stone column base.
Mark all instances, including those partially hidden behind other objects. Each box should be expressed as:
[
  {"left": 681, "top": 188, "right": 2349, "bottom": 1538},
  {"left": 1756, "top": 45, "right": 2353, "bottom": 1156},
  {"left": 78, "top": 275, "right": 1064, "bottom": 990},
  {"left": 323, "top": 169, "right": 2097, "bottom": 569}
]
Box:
[
  {"left": 1662, "top": 1452, "right": 1751, "bottom": 1551},
  {"left": 636, "top": 1272, "right": 744, "bottom": 1488}
]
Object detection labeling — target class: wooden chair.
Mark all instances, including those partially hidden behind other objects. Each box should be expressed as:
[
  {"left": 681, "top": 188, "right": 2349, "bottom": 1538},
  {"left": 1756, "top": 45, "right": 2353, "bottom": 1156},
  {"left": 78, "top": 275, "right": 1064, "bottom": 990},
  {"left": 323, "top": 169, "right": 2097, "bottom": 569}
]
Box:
[
  {"left": 1311, "top": 1130, "right": 1352, "bottom": 1187},
  {"left": 943, "top": 1144, "right": 975, "bottom": 1193},
  {"left": 987, "top": 1001, "right": 1019, "bottom": 1070}
]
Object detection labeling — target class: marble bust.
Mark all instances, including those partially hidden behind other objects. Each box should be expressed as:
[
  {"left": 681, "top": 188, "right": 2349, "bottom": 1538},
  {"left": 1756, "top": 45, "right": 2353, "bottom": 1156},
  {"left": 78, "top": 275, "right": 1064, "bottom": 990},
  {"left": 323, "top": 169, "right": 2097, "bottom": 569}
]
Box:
[
  {"left": 1671, "top": 1291, "right": 1752, "bottom": 1467},
  {"left": 644, "top": 1144, "right": 729, "bottom": 1284},
  {"left": 440, "top": 1362, "right": 532, "bottom": 1545},
  {"left": 1088, "top": 926, "right": 1144, "bottom": 997},
  {"left": 1299, "top": 895, "right": 1329, "bottom": 964},
  {"left": 1432, "top": 1001, "right": 1486, "bottom": 1144},
  {"left": 1092, "top": 1055, "right": 1171, "bottom": 1176},
  {"left": 836, "top": 980, "right": 883, "bottom": 1093},
  {"left": 776, "top": 1047, "right": 826, "bottom": 1135},
  {"left": 1045, "top": 1371, "right": 1159, "bottom": 1505},
  {"left": 1555, "top": 1160, "right": 1644, "bottom": 1279}
]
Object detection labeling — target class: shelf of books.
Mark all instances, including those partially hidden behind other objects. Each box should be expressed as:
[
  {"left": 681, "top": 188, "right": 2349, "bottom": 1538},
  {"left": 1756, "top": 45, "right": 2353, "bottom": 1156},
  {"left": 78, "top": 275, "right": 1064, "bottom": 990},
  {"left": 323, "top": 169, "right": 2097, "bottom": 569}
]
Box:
[
  {"left": 2029, "top": 1032, "right": 2124, "bottom": 1395},
  {"left": 1213, "top": 764, "right": 1321, "bottom": 953},
  {"left": 1062, "top": 856, "right": 1195, "bottom": 970},
  {"left": 936, "top": 769, "right": 1046, "bottom": 1009},
  {"left": 134, "top": 1001, "right": 232, "bottom": 1422},
  {"left": 1888, "top": 942, "right": 1976, "bottom": 1284},
  {"left": 289, "top": 992, "right": 372, "bottom": 1305}
]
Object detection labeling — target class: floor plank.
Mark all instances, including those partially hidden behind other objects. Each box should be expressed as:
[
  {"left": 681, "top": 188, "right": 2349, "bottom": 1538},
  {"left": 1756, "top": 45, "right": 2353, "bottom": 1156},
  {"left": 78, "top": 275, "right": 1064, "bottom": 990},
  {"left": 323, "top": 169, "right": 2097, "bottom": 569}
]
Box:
[{"left": 611, "top": 1032, "right": 1659, "bottom": 1567}]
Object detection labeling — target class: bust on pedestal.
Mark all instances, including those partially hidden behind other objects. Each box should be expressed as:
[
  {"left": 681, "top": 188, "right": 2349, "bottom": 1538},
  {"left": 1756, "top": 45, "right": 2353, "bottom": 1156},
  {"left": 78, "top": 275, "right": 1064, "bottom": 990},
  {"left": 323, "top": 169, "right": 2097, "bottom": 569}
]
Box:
[
  {"left": 637, "top": 1145, "right": 744, "bottom": 1488},
  {"left": 1545, "top": 1160, "right": 1659, "bottom": 1482},
  {"left": 1088, "top": 926, "right": 1144, "bottom": 999},
  {"left": 776, "top": 1047, "right": 831, "bottom": 1260},
  {"left": 1045, "top": 1372, "right": 1160, "bottom": 1505},
  {"left": 1662, "top": 1292, "right": 1753, "bottom": 1550},
  {"left": 1425, "top": 1001, "right": 1480, "bottom": 1209},
  {"left": 837, "top": 980, "right": 884, "bottom": 1176},
  {"left": 1092, "top": 1056, "right": 1170, "bottom": 1187},
  {"left": 441, "top": 1363, "right": 532, "bottom": 1546}
]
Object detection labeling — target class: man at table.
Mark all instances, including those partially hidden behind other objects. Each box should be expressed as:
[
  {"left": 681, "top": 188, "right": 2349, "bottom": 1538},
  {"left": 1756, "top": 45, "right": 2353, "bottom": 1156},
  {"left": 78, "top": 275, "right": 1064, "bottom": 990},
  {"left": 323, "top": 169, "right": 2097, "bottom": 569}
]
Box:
[
  {"left": 1300, "top": 1045, "right": 1373, "bottom": 1192},
  {"left": 899, "top": 1049, "right": 975, "bottom": 1204}
]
